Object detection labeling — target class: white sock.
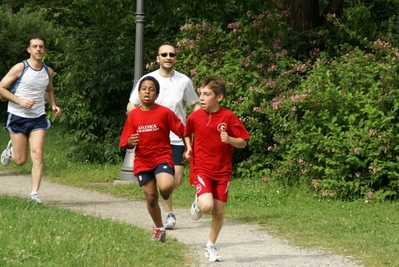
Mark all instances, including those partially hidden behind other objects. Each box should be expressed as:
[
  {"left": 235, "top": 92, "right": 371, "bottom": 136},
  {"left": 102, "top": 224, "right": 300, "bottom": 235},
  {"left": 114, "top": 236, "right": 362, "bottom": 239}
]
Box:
[
  {"left": 157, "top": 226, "right": 165, "bottom": 231},
  {"left": 206, "top": 241, "right": 215, "bottom": 247},
  {"left": 30, "top": 191, "right": 38, "bottom": 195}
]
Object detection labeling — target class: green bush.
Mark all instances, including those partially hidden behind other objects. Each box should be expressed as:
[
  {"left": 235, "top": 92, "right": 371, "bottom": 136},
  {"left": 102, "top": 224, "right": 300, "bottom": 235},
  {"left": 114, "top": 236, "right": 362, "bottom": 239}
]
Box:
[{"left": 263, "top": 45, "right": 399, "bottom": 201}]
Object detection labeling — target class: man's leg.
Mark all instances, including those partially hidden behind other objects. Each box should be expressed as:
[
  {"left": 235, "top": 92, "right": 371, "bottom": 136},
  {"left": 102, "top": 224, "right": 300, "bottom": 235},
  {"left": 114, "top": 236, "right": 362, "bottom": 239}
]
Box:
[
  {"left": 28, "top": 130, "right": 46, "bottom": 193},
  {"left": 163, "top": 145, "right": 184, "bottom": 230},
  {"left": 162, "top": 165, "right": 183, "bottom": 211},
  {"left": 9, "top": 133, "right": 29, "bottom": 166}
]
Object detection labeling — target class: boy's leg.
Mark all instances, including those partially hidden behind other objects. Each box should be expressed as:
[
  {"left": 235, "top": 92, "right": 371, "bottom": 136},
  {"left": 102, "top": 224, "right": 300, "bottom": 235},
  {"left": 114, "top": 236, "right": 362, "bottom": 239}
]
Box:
[
  {"left": 156, "top": 172, "right": 175, "bottom": 200},
  {"left": 161, "top": 165, "right": 182, "bottom": 210},
  {"left": 208, "top": 199, "right": 225, "bottom": 243},
  {"left": 28, "top": 130, "right": 46, "bottom": 193},
  {"left": 142, "top": 179, "right": 163, "bottom": 228}
]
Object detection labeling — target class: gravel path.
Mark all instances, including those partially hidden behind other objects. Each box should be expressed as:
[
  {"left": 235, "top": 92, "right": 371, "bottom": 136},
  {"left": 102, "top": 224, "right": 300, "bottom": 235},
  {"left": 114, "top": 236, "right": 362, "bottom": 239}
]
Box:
[{"left": 0, "top": 172, "right": 362, "bottom": 267}]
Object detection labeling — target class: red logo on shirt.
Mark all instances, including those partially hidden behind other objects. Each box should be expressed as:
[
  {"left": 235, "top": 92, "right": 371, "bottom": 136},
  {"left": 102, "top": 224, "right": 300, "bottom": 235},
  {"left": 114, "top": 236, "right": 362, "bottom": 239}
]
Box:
[{"left": 217, "top": 123, "right": 227, "bottom": 132}]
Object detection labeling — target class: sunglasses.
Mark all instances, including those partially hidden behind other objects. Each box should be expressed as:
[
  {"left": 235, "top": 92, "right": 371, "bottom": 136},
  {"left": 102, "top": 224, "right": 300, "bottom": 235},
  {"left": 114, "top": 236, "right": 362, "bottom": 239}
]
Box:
[{"left": 159, "top": 53, "right": 176, "bottom": 58}]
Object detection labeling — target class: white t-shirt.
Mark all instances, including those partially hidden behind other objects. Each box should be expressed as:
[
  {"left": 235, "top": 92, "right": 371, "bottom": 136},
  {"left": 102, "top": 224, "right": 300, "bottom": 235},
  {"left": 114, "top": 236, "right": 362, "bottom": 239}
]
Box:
[{"left": 129, "top": 69, "right": 199, "bottom": 145}]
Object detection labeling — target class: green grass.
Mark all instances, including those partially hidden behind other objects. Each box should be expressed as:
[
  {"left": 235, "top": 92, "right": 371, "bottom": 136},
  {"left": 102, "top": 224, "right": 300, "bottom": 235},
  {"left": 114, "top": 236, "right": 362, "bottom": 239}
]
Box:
[
  {"left": 2, "top": 124, "right": 399, "bottom": 267},
  {"left": 0, "top": 196, "right": 192, "bottom": 267}
]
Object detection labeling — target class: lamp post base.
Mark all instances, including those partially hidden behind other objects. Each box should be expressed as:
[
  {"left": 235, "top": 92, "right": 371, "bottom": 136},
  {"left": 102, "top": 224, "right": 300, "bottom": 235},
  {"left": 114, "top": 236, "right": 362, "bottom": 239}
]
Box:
[{"left": 119, "top": 148, "right": 137, "bottom": 183}]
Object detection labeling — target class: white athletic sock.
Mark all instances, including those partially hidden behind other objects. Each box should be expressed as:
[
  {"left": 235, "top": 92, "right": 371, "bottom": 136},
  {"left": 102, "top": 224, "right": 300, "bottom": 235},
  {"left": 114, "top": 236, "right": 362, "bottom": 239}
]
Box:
[
  {"left": 206, "top": 241, "right": 215, "bottom": 247},
  {"left": 30, "top": 191, "right": 38, "bottom": 195}
]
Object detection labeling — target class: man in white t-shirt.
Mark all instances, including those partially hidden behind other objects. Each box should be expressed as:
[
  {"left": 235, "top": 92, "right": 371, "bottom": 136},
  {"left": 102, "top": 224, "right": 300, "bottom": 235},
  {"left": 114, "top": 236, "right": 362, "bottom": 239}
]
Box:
[{"left": 127, "top": 42, "right": 200, "bottom": 230}]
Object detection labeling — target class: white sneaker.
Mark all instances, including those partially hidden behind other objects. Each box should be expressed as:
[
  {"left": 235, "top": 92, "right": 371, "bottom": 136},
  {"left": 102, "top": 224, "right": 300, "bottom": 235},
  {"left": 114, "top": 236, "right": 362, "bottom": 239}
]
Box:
[
  {"left": 205, "top": 246, "right": 222, "bottom": 262},
  {"left": 1, "top": 140, "right": 12, "bottom": 166},
  {"left": 30, "top": 193, "right": 42, "bottom": 204},
  {"left": 164, "top": 213, "right": 176, "bottom": 230},
  {"left": 190, "top": 200, "right": 203, "bottom": 220}
]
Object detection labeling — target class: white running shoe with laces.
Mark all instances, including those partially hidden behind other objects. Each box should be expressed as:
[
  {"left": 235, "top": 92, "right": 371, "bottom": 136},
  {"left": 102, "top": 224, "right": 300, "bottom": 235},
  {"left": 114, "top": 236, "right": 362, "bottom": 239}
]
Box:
[
  {"left": 190, "top": 200, "right": 203, "bottom": 220},
  {"left": 1, "top": 140, "right": 12, "bottom": 166},
  {"left": 205, "top": 246, "right": 222, "bottom": 262},
  {"left": 30, "top": 193, "right": 42, "bottom": 204},
  {"left": 164, "top": 213, "right": 176, "bottom": 230}
]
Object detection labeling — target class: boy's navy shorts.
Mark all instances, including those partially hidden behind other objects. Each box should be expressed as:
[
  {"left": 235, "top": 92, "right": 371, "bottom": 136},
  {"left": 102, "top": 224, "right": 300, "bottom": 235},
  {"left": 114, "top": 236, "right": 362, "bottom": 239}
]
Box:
[{"left": 137, "top": 162, "right": 174, "bottom": 187}]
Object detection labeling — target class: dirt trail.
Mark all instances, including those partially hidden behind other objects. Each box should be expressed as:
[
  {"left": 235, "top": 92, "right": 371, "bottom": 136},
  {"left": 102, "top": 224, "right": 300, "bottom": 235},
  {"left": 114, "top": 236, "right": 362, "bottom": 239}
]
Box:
[{"left": 0, "top": 172, "right": 361, "bottom": 267}]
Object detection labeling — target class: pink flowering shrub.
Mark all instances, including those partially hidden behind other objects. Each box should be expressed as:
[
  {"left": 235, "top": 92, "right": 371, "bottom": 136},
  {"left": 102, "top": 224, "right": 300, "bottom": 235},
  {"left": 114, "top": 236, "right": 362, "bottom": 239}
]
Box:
[
  {"left": 170, "top": 9, "right": 399, "bottom": 201},
  {"left": 173, "top": 10, "right": 301, "bottom": 180},
  {"left": 263, "top": 46, "right": 399, "bottom": 201}
]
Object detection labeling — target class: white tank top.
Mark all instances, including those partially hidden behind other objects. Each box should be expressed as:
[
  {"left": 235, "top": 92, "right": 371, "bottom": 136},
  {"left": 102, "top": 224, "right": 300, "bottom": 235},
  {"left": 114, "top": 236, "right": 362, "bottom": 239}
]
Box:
[{"left": 8, "top": 60, "right": 50, "bottom": 118}]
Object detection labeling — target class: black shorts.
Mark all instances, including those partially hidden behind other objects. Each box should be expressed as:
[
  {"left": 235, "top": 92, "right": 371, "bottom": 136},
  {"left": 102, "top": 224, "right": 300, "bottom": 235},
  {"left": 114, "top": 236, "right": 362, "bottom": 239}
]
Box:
[
  {"left": 171, "top": 145, "right": 184, "bottom": 166},
  {"left": 137, "top": 162, "right": 174, "bottom": 187}
]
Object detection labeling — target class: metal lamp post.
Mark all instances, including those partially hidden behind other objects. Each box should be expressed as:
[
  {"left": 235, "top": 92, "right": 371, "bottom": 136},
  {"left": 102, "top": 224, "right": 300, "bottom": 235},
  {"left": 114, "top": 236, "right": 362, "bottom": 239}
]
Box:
[{"left": 119, "top": 0, "right": 145, "bottom": 182}]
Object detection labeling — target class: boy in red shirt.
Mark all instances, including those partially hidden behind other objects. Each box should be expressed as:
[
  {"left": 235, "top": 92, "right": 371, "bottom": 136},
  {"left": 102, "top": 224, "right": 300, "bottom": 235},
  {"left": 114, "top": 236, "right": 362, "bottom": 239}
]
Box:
[
  {"left": 119, "top": 76, "right": 185, "bottom": 242},
  {"left": 184, "top": 76, "right": 250, "bottom": 261}
]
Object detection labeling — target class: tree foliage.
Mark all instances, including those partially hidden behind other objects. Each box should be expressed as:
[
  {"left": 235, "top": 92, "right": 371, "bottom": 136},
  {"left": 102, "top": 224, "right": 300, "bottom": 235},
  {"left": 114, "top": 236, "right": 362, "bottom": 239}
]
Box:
[{"left": 2, "top": 0, "right": 399, "bottom": 200}]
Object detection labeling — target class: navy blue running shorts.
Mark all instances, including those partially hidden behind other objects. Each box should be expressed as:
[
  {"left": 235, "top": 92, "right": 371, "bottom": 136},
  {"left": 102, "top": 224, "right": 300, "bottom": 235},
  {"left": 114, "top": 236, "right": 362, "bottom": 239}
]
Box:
[
  {"left": 171, "top": 145, "right": 184, "bottom": 166},
  {"left": 137, "top": 162, "right": 174, "bottom": 187},
  {"left": 5, "top": 114, "right": 51, "bottom": 136}
]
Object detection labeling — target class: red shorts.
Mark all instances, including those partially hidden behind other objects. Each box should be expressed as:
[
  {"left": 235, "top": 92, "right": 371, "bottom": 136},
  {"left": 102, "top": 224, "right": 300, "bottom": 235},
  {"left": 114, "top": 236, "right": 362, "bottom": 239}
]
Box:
[{"left": 194, "top": 174, "right": 230, "bottom": 203}]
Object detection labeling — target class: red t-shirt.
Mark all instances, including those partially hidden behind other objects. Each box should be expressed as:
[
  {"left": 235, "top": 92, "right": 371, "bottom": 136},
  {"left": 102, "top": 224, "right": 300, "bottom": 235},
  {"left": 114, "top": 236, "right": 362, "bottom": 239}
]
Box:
[
  {"left": 119, "top": 104, "right": 185, "bottom": 176},
  {"left": 185, "top": 108, "right": 250, "bottom": 183}
]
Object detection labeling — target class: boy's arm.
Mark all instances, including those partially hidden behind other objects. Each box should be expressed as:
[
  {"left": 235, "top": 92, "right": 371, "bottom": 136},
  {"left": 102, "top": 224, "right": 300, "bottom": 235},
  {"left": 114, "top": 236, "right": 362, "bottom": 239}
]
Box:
[
  {"left": 220, "top": 131, "right": 247, "bottom": 148},
  {"left": 183, "top": 135, "right": 193, "bottom": 161}
]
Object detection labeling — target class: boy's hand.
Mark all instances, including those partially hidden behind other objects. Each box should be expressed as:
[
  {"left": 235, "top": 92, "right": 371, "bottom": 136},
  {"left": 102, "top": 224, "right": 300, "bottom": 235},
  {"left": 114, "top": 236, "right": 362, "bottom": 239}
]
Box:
[
  {"left": 183, "top": 149, "right": 192, "bottom": 162},
  {"left": 127, "top": 133, "right": 139, "bottom": 148},
  {"left": 220, "top": 130, "right": 230, "bottom": 144}
]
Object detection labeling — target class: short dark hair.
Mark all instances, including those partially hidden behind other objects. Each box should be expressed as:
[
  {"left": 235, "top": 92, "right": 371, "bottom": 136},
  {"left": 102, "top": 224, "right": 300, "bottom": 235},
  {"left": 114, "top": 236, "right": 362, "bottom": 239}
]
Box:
[
  {"left": 27, "top": 34, "right": 46, "bottom": 47},
  {"left": 200, "top": 76, "right": 227, "bottom": 97},
  {"left": 157, "top": 41, "right": 175, "bottom": 54},
  {"left": 139, "top": 76, "right": 160, "bottom": 94}
]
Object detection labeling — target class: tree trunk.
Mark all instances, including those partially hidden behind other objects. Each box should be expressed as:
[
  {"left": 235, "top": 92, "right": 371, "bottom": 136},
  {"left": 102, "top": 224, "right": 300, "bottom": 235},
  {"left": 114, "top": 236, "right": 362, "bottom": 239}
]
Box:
[
  {"left": 268, "top": 0, "right": 344, "bottom": 32},
  {"left": 286, "top": 0, "right": 320, "bottom": 32},
  {"left": 6, "top": 1, "right": 13, "bottom": 14}
]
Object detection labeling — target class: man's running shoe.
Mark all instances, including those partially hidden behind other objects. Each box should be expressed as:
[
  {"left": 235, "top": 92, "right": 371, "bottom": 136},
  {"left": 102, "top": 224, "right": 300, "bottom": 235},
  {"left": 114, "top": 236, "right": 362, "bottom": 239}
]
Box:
[
  {"left": 205, "top": 246, "right": 222, "bottom": 262},
  {"left": 29, "top": 193, "right": 42, "bottom": 204},
  {"left": 164, "top": 213, "right": 176, "bottom": 230},
  {"left": 190, "top": 200, "right": 203, "bottom": 220},
  {"left": 151, "top": 227, "right": 166, "bottom": 242},
  {"left": 1, "top": 140, "right": 12, "bottom": 166}
]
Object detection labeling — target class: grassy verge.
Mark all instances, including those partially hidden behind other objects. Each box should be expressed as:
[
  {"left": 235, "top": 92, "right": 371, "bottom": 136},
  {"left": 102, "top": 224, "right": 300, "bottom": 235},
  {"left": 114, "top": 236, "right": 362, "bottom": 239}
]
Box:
[
  {"left": 1, "top": 124, "right": 399, "bottom": 266},
  {"left": 0, "top": 195, "right": 192, "bottom": 267}
]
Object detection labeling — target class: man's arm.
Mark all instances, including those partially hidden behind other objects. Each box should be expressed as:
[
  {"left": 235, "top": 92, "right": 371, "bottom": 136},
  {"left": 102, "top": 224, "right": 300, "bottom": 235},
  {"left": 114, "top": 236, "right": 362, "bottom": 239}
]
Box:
[
  {"left": 126, "top": 102, "right": 139, "bottom": 113},
  {"left": 191, "top": 102, "right": 201, "bottom": 111},
  {"left": 45, "top": 68, "right": 61, "bottom": 117},
  {"left": 0, "top": 63, "right": 24, "bottom": 103}
]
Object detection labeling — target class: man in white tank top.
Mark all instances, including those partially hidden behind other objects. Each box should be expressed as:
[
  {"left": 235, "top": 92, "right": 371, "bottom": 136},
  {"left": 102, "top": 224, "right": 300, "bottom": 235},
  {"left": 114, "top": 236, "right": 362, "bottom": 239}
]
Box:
[
  {"left": 127, "top": 42, "right": 200, "bottom": 230},
  {"left": 0, "top": 35, "right": 62, "bottom": 203}
]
